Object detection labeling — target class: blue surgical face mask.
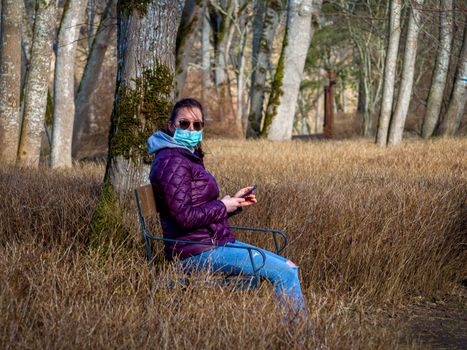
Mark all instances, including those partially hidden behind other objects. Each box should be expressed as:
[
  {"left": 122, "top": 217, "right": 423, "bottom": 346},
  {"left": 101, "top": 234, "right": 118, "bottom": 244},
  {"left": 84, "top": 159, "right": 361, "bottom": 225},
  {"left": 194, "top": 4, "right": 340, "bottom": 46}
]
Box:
[{"left": 173, "top": 128, "right": 203, "bottom": 148}]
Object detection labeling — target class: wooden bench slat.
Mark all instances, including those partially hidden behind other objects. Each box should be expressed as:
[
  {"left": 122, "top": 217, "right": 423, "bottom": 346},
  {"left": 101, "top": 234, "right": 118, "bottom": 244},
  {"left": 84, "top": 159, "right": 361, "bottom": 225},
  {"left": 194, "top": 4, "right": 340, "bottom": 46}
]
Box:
[{"left": 136, "top": 184, "right": 157, "bottom": 218}]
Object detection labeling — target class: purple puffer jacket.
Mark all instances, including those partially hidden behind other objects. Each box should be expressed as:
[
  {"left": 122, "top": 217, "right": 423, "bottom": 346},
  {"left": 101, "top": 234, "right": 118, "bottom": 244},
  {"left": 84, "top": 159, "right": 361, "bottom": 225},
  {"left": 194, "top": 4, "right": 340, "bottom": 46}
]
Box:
[{"left": 149, "top": 146, "right": 235, "bottom": 260}]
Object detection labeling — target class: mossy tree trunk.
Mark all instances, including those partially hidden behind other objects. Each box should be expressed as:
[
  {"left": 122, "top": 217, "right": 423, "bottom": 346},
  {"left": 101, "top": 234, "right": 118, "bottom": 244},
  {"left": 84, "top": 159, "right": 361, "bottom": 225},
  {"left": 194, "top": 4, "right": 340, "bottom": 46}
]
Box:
[
  {"left": 438, "top": 23, "right": 467, "bottom": 136},
  {"left": 105, "top": 0, "right": 184, "bottom": 196},
  {"left": 247, "top": 0, "right": 280, "bottom": 139},
  {"left": 262, "top": 0, "right": 322, "bottom": 141},
  {"left": 0, "top": 0, "right": 23, "bottom": 165},
  {"left": 375, "top": 0, "right": 402, "bottom": 146},
  {"left": 388, "top": 0, "right": 424, "bottom": 145},
  {"left": 175, "top": 0, "right": 204, "bottom": 99},
  {"left": 17, "top": 0, "right": 56, "bottom": 167},
  {"left": 72, "top": 0, "right": 117, "bottom": 159},
  {"left": 421, "top": 0, "right": 453, "bottom": 139}
]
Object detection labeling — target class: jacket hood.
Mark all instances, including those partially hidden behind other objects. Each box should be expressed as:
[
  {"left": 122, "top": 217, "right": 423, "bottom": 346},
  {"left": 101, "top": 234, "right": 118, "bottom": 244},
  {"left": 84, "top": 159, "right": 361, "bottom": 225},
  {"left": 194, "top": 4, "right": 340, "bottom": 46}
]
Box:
[{"left": 147, "top": 131, "right": 194, "bottom": 154}]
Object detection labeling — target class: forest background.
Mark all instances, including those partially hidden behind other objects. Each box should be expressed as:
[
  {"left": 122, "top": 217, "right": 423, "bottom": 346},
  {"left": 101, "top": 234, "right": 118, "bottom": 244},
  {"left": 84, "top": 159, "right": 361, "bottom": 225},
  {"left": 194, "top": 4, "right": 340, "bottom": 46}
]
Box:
[{"left": 0, "top": 0, "right": 466, "bottom": 349}]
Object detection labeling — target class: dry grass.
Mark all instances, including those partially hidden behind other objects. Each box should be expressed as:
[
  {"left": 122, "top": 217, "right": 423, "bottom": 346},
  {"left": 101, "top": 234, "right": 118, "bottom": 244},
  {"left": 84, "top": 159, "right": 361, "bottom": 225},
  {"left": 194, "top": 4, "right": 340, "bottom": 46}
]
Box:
[{"left": 1, "top": 137, "right": 466, "bottom": 349}]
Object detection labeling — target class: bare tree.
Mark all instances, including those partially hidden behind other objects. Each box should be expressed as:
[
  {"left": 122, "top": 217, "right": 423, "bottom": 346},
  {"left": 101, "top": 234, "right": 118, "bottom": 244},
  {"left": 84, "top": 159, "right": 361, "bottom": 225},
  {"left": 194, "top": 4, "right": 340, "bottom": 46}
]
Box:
[
  {"left": 388, "top": 0, "right": 424, "bottom": 145},
  {"left": 263, "top": 0, "right": 323, "bottom": 140},
  {"left": 421, "top": 0, "right": 453, "bottom": 139},
  {"left": 17, "top": 1, "right": 57, "bottom": 167},
  {"left": 438, "top": 23, "right": 467, "bottom": 136},
  {"left": 201, "top": 4, "right": 212, "bottom": 102},
  {"left": 72, "top": 0, "right": 116, "bottom": 159},
  {"left": 175, "top": 0, "right": 204, "bottom": 99},
  {"left": 341, "top": 0, "right": 387, "bottom": 137},
  {"left": 105, "top": 0, "right": 184, "bottom": 195},
  {"left": 0, "top": 0, "right": 23, "bottom": 164},
  {"left": 376, "top": 0, "right": 402, "bottom": 146},
  {"left": 247, "top": 0, "right": 281, "bottom": 138},
  {"left": 50, "top": 0, "right": 87, "bottom": 168},
  {"left": 209, "top": 0, "right": 238, "bottom": 126}
]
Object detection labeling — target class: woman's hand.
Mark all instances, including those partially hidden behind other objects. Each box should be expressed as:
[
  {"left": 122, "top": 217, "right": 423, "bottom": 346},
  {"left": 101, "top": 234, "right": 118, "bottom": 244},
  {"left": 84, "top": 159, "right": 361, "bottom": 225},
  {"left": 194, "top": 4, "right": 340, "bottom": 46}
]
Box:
[
  {"left": 221, "top": 196, "right": 246, "bottom": 213},
  {"left": 234, "top": 186, "right": 257, "bottom": 205}
]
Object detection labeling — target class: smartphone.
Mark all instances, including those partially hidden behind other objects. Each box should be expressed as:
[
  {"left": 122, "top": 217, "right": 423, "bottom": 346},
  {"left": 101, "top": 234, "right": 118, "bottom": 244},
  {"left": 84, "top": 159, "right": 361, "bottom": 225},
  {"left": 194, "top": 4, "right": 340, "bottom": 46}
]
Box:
[{"left": 240, "top": 185, "right": 257, "bottom": 198}]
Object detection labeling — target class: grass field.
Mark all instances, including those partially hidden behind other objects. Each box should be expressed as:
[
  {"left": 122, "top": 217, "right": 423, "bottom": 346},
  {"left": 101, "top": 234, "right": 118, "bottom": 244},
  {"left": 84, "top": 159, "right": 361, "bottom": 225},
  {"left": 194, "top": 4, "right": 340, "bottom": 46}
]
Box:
[{"left": 1, "top": 137, "right": 466, "bottom": 349}]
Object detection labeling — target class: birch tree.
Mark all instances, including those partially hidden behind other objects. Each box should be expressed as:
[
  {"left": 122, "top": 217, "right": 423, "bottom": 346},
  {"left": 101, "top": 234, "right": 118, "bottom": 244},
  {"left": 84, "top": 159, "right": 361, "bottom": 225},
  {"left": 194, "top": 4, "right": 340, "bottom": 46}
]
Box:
[
  {"left": 388, "top": 0, "right": 424, "bottom": 145},
  {"left": 175, "top": 0, "right": 204, "bottom": 99},
  {"left": 0, "top": 0, "right": 23, "bottom": 164},
  {"left": 421, "top": 0, "right": 453, "bottom": 139},
  {"left": 247, "top": 0, "right": 280, "bottom": 138},
  {"left": 72, "top": 0, "right": 116, "bottom": 158},
  {"left": 438, "top": 24, "right": 467, "bottom": 136},
  {"left": 105, "top": 0, "right": 184, "bottom": 195},
  {"left": 262, "top": 0, "right": 322, "bottom": 141},
  {"left": 17, "top": 0, "right": 57, "bottom": 167},
  {"left": 50, "top": 0, "right": 87, "bottom": 168},
  {"left": 376, "top": 0, "right": 401, "bottom": 146}
]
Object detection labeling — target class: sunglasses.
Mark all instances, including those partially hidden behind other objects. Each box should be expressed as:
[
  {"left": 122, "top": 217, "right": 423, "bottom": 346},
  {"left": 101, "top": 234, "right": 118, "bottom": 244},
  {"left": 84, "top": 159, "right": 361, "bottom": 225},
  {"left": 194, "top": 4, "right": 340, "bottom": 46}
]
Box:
[{"left": 177, "top": 119, "right": 204, "bottom": 131}]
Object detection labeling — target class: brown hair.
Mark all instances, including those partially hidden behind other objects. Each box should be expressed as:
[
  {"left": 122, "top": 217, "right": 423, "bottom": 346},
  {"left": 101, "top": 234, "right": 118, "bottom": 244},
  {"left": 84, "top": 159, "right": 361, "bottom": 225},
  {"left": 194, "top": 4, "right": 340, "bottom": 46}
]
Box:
[
  {"left": 168, "top": 98, "right": 204, "bottom": 124},
  {"left": 166, "top": 98, "right": 205, "bottom": 157}
]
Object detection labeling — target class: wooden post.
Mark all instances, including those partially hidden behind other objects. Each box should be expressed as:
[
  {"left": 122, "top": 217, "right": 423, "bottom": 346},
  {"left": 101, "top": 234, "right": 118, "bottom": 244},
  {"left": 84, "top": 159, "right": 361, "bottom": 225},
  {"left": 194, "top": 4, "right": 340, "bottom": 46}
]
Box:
[{"left": 323, "top": 70, "right": 336, "bottom": 137}]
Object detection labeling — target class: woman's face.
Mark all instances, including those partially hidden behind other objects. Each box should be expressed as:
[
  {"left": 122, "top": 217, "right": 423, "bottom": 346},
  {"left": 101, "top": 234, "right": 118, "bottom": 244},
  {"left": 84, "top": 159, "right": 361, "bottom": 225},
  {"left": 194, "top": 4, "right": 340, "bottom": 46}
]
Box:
[{"left": 169, "top": 107, "right": 204, "bottom": 133}]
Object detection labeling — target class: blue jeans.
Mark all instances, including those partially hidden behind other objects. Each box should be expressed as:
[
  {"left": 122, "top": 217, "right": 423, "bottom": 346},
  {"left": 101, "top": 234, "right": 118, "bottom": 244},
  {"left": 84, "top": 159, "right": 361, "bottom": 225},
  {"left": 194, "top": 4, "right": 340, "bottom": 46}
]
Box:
[{"left": 181, "top": 241, "right": 306, "bottom": 314}]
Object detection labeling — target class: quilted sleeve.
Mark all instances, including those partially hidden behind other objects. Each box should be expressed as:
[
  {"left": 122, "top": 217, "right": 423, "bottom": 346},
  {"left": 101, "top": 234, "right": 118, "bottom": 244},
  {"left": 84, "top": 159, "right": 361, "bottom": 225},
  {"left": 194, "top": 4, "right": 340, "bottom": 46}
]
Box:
[{"left": 156, "top": 156, "right": 228, "bottom": 229}]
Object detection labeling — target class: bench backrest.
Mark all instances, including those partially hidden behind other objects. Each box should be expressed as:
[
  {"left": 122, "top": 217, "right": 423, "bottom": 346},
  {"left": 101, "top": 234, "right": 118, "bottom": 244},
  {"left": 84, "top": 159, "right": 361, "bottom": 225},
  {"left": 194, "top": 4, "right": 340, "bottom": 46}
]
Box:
[{"left": 134, "top": 184, "right": 157, "bottom": 219}]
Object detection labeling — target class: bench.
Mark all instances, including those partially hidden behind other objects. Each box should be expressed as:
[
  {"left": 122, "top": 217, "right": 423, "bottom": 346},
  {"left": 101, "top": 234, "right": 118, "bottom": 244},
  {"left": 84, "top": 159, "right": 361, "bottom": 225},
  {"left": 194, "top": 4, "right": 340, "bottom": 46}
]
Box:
[{"left": 134, "top": 184, "right": 287, "bottom": 289}]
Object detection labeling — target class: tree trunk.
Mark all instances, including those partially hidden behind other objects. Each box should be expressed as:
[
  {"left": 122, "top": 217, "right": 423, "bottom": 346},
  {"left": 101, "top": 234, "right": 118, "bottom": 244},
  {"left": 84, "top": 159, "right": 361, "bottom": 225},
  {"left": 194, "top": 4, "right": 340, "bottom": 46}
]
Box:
[
  {"left": 86, "top": 0, "right": 96, "bottom": 49},
  {"left": 421, "top": 0, "right": 453, "bottom": 139},
  {"left": 201, "top": 4, "right": 211, "bottom": 102},
  {"left": 0, "top": 0, "right": 23, "bottom": 164},
  {"left": 249, "top": 0, "right": 266, "bottom": 104},
  {"left": 72, "top": 0, "right": 116, "bottom": 159},
  {"left": 50, "top": 0, "right": 87, "bottom": 168},
  {"left": 247, "top": 0, "right": 280, "bottom": 138},
  {"left": 175, "top": 0, "right": 204, "bottom": 99},
  {"left": 236, "top": 13, "right": 248, "bottom": 132},
  {"left": 209, "top": 0, "right": 237, "bottom": 125},
  {"left": 438, "top": 23, "right": 467, "bottom": 136},
  {"left": 17, "top": 1, "right": 56, "bottom": 167},
  {"left": 211, "top": 1, "right": 234, "bottom": 87},
  {"left": 388, "top": 0, "right": 424, "bottom": 145},
  {"left": 376, "top": 0, "right": 402, "bottom": 146},
  {"left": 263, "top": 0, "right": 322, "bottom": 140},
  {"left": 105, "top": 0, "right": 184, "bottom": 195}
]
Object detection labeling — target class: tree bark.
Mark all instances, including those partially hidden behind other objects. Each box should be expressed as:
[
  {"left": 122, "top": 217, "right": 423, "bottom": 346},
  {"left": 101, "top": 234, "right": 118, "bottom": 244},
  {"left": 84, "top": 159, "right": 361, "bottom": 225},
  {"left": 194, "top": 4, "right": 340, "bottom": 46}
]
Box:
[
  {"left": 50, "top": 0, "right": 87, "bottom": 168},
  {"left": 201, "top": 4, "right": 211, "bottom": 101},
  {"left": 421, "top": 0, "right": 453, "bottom": 139},
  {"left": 263, "top": 0, "right": 322, "bottom": 140},
  {"left": 211, "top": 0, "right": 234, "bottom": 87},
  {"left": 247, "top": 0, "right": 280, "bottom": 138},
  {"left": 249, "top": 0, "right": 266, "bottom": 105},
  {"left": 175, "top": 0, "right": 204, "bottom": 99},
  {"left": 376, "top": 0, "right": 402, "bottom": 146},
  {"left": 208, "top": 0, "right": 237, "bottom": 126},
  {"left": 388, "top": 0, "right": 424, "bottom": 145},
  {"left": 105, "top": 0, "right": 184, "bottom": 195},
  {"left": 72, "top": 0, "right": 116, "bottom": 159},
  {"left": 0, "top": 0, "right": 23, "bottom": 164},
  {"left": 438, "top": 23, "right": 467, "bottom": 136},
  {"left": 17, "top": 1, "right": 56, "bottom": 167}
]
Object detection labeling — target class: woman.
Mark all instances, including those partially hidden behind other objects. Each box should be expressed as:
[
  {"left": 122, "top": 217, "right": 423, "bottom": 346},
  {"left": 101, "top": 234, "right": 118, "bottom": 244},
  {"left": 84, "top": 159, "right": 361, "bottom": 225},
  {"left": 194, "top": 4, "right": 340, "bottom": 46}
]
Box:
[{"left": 147, "top": 98, "right": 306, "bottom": 314}]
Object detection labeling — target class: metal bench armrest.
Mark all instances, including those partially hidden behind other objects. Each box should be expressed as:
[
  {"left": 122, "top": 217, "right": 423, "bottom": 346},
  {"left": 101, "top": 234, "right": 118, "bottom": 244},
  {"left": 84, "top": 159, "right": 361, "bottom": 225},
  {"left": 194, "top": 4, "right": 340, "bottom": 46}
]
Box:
[{"left": 230, "top": 226, "right": 287, "bottom": 255}]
